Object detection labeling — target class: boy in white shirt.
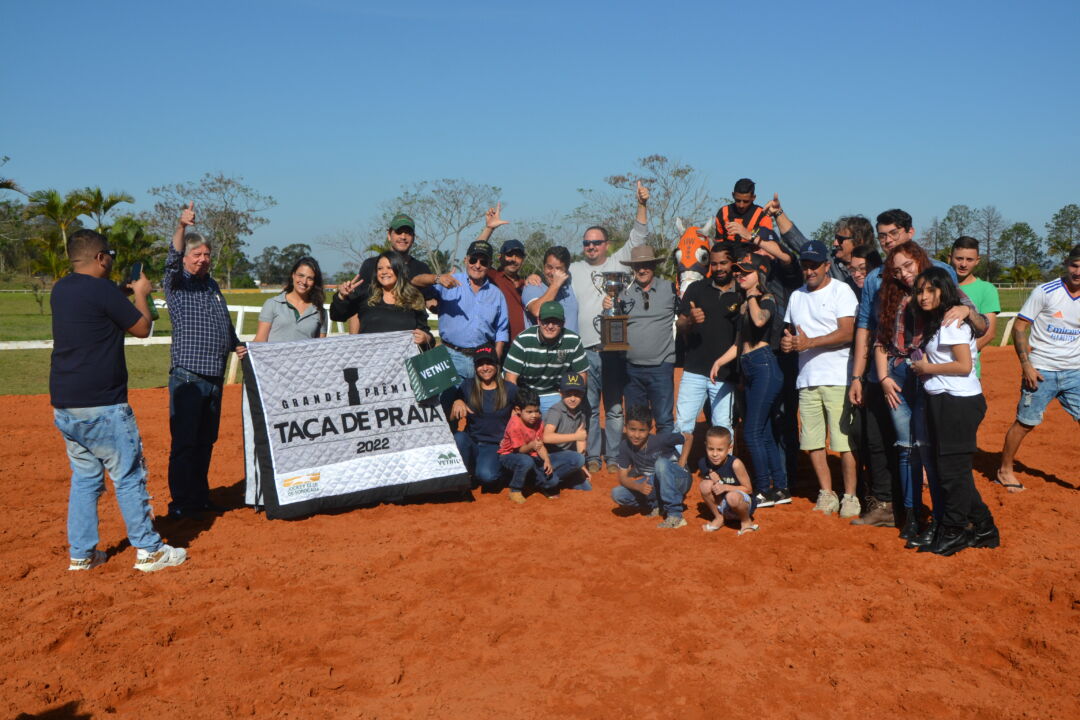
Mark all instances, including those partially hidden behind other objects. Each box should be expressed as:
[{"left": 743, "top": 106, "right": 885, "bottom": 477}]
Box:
[{"left": 780, "top": 240, "right": 859, "bottom": 516}]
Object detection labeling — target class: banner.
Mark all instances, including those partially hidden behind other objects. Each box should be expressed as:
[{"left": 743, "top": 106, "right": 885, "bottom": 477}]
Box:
[{"left": 242, "top": 331, "right": 469, "bottom": 519}]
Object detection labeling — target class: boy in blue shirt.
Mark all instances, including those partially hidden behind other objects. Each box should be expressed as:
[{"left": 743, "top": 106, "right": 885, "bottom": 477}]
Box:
[
  {"left": 610, "top": 405, "right": 693, "bottom": 528},
  {"left": 697, "top": 426, "right": 758, "bottom": 534}
]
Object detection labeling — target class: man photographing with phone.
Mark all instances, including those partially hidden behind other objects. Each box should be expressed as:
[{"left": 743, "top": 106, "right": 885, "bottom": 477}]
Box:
[{"left": 51, "top": 229, "right": 187, "bottom": 572}]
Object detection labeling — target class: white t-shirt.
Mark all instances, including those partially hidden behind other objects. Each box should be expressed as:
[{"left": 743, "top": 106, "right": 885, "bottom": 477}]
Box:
[
  {"left": 783, "top": 277, "right": 858, "bottom": 388},
  {"left": 1018, "top": 278, "right": 1080, "bottom": 372},
  {"left": 569, "top": 220, "right": 648, "bottom": 348},
  {"left": 922, "top": 323, "right": 982, "bottom": 396}
]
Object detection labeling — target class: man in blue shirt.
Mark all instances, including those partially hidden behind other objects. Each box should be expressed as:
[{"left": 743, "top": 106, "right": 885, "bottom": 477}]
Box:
[
  {"left": 415, "top": 239, "right": 509, "bottom": 381},
  {"left": 52, "top": 229, "right": 187, "bottom": 572},
  {"left": 164, "top": 202, "right": 246, "bottom": 520}
]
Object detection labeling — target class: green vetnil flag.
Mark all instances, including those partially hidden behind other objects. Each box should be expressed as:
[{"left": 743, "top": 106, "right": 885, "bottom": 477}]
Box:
[{"left": 405, "top": 345, "right": 461, "bottom": 401}]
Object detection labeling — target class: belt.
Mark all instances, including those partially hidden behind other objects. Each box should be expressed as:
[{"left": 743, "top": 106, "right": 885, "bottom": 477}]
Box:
[{"left": 442, "top": 341, "right": 479, "bottom": 356}]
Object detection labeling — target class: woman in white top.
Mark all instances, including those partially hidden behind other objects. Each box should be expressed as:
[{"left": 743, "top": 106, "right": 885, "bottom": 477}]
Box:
[{"left": 908, "top": 267, "right": 999, "bottom": 556}]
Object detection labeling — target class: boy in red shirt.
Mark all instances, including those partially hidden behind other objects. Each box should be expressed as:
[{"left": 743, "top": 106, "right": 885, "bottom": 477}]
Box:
[{"left": 498, "top": 388, "right": 554, "bottom": 503}]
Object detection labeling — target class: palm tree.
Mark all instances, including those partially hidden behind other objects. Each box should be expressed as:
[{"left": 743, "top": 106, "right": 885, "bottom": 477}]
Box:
[
  {"left": 25, "top": 189, "right": 87, "bottom": 250},
  {"left": 107, "top": 215, "right": 165, "bottom": 283},
  {"left": 75, "top": 187, "right": 134, "bottom": 232}
]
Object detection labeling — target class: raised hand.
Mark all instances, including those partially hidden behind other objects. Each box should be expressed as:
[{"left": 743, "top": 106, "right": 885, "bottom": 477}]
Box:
[
  {"left": 179, "top": 201, "right": 195, "bottom": 227},
  {"left": 764, "top": 192, "right": 781, "bottom": 217},
  {"left": 689, "top": 301, "right": 705, "bottom": 324},
  {"left": 486, "top": 202, "right": 509, "bottom": 230},
  {"left": 636, "top": 180, "right": 649, "bottom": 205},
  {"left": 550, "top": 267, "right": 569, "bottom": 287},
  {"left": 130, "top": 270, "right": 153, "bottom": 298},
  {"left": 337, "top": 274, "right": 363, "bottom": 299}
]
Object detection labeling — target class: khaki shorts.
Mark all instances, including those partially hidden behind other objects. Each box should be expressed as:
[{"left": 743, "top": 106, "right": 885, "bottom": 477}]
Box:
[{"left": 799, "top": 385, "right": 852, "bottom": 452}]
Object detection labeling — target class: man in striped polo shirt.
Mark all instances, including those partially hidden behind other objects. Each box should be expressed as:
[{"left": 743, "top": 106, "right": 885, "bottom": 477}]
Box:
[{"left": 503, "top": 301, "right": 589, "bottom": 416}]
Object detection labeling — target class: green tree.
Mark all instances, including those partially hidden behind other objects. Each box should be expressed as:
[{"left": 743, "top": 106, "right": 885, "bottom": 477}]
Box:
[
  {"left": 999, "top": 264, "right": 1042, "bottom": 285},
  {"left": 107, "top": 215, "right": 165, "bottom": 283},
  {"left": 974, "top": 205, "right": 1005, "bottom": 281},
  {"left": 76, "top": 187, "right": 134, "bottom": 232},
  {"left": 995, "top": 222, "right": 1044, "bottom": 270},
  {"left": 811, "top": 220, "right": 834, "bottom": 245},
  {"left": 1045, "top": 203, "right": 1080, "bottom": 263},
  {"left": 0, "top": 156, "right": 26, "bottom": 196},
  {"left": 942, "top": 204, "right": 974, "bottom": 240},
  {"left": 25, "top": 189, "right": 87, "bottom": 250},
  {"left": 920, "top": 216, "right": 950, "bottom": 259}
]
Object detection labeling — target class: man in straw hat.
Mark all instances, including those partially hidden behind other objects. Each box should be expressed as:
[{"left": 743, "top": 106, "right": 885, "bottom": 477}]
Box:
[{"left": 605, "top": 245, "right": 679, "bottom": 434}]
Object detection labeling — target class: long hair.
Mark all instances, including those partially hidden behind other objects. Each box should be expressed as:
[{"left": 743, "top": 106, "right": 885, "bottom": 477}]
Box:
[
  {"left": 368, "top": 250, "right": 424, "bottom": 310},
  {"left": 467, "top": 364, "right": 509, "bottom": 412},
  {"left": 876, "top": 241, "right": 932, "bottom": 347},
  {"left": 911, "top": 267, "right": 970, "bottom": 347},
  {"left": 284, "top": 256, "right": 325, "bottom": 309}
]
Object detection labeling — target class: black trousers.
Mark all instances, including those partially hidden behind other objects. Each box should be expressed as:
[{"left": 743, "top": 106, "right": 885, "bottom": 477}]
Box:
[
  {"left": 863, "top": 382, "right": 899, "bottom": 504},
  {"left": 925, "top": 392, "right": 991, "bottom": 529}
]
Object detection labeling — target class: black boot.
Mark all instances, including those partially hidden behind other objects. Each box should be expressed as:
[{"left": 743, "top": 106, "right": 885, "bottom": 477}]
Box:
[
  {"left": 929, "top": 526, "right": 969, "bottom": 556},
  {"left": 898, "top": 509, "right": 920, "bottom": 540},
  {"left": 905, "top": 517, "right": 936, "bottom": 549},
  {"left": 969, "top": 518, "right": 1001, "bottom": 549}
]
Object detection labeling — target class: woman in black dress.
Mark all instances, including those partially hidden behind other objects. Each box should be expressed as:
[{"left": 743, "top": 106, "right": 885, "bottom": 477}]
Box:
[{"left": 331, "top": 250, "right": 432, "bottom": 346}]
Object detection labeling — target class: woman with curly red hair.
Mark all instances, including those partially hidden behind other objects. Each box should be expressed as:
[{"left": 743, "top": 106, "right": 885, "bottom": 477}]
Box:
[{"left": 874, "top": 241, "right": 987, "bottom": 545}]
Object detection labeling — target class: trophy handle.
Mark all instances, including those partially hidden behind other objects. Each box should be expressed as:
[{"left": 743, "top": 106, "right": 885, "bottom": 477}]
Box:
[{"left": 591, "top": 271, "right": 606, "bottom": 294}]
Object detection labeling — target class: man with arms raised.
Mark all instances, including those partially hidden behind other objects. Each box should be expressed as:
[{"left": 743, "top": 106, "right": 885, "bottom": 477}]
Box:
[
  {"left": 52, "top": 229, "right": 187, "bottom": 572},
  {"left": 569, "top": 180, "right": 649, "bottom": 473},
  {"left": 165, "top": 203, "right": 247, "bottom": 520},
  {"left": 997, "top": 245, "right": 1080, "bottom": 492},
  {"left": 468, "top": 203, "right": 528, "bottom": 345}
]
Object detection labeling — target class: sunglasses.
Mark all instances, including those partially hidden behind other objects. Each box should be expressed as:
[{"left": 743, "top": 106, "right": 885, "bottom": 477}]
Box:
[
  {"left": 834, "top": 234, "right": 853, "bottom": 243},
  {"left": 99, "top": 248, "right": 117, "bottom": 259},
  {"left": 503, "top": 251, "right": 524, "bottom": 259},
  {"left": 467, "top": 255, "right": 491, "bottom": 267},
  {"left": 539, "top": 317, "right": 564, "bottom": 326},
  {"left": 582, "top": 240, "right": 606, "bottom": 248}
]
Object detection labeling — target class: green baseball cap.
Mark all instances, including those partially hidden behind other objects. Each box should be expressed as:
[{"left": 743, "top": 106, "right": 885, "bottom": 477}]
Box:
[
  {"left": 389, "top": 213, "right": 415, "bottom": 232},
  {"left": 539, "top": 301, "right": 565, "bottom": 321}
]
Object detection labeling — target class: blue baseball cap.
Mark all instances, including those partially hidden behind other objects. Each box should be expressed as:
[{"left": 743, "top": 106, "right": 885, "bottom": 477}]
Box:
[
  {"left": 500, "top": 239, "right": 525, "bottom": 255},
  {"left": 799, "top": 240, "right": 830, "bottom": 264}
]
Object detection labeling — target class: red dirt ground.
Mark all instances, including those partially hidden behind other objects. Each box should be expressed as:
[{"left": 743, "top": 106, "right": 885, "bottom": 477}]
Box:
[{"left": 1, "top": 347, "right": 1078, "bottom": 719}]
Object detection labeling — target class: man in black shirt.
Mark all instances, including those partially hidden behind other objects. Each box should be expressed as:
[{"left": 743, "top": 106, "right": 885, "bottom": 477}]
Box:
[
  {"left": 51, "top": 229, "right": 187, "bottom": 573},
  {"left": 332, "top": 213, "right": 434, "bottom": 325},
  {"left": 675, "top": 242, "right": 742, "bottom": 459}
]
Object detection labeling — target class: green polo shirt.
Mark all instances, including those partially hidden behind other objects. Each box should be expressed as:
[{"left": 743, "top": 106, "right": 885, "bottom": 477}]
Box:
[
  {"left": 503, "top": 326, "right": 588, "bottom": 394},
  {"left": 959, "top": 277, "right": 1001, "bottom": 377}
]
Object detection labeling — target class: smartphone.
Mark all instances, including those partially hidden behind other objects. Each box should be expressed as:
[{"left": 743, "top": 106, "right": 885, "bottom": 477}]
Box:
[{"left": 129, "top": 262, "right": 144, "bottom": 283}]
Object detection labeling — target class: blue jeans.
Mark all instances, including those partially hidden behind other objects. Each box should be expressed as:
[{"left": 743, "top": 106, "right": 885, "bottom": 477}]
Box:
[
  {"left": 884, "top": 362, "right": 924, "bottom": 510},
  {"left": 444, "top": 346, "right": 476, "bottom": 385},
  {"left": 585, "top": 349, "right": 626, "bottom": 464},
  {"left": 1016, "top": 368, "right": 1080, "bottom": 425},
  {"left": 54, "top": 404, "right": 162, "bottom": 559},
  {"left": 741, "top": 347, "right": 787, "bottom": 494},
  {"left": 624, "top": 362, "right": 675, "bottom": 434},
  {"left": 610, "top": 457, "right": 692, "bottom": 518},
  {"left": 454, "top": 432, "right": 502, "bottom": 487},
  {"left": 675, "top": 371, "right": 735, "bottom": 436},
  {"left": 500, "top": 450, "right": 585, "bottom": 490},
  {"left": 168, "top": 367, "right": 223, "bottom": 514}
]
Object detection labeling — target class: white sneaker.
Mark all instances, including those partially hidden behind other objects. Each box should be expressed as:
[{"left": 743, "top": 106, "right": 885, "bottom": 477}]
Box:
[
  {"left": 839, "top": 494, "right": 862, "bottom": 519},
  {"left": 134, "top": 544, "right": 188, "bottom": 573},
  {"left": 68, "top": 549, "right": 106, "bottom": 571},
  {"left": 813, "top": 489, "right": 840, "bottom": 515}
]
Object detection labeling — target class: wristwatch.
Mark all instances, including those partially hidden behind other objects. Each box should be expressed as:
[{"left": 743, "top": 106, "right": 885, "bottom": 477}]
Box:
[{"left": 850, "top": 375, "right": 863, "bottom": 382}]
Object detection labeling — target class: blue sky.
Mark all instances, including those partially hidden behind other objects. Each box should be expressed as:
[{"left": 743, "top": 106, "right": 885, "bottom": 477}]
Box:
[{"left": 3, "top": 0, "right": 1078, "bottom": 274}]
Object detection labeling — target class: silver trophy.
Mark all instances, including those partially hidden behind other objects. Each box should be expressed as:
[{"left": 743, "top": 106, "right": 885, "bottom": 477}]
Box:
[{"left": 591, "top": 271, "right": 631, "bottom": 350}]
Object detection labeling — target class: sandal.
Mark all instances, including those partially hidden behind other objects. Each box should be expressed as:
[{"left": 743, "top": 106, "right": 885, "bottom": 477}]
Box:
[
  {"left": 737, "top": 524, "right": 759, "bottom": 536},
  {"left": 991, "top": 476, "right": 1026, "bottom": 493},
  {"left": 702, "top": 522, "right": 723, "bottom": 533}
]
